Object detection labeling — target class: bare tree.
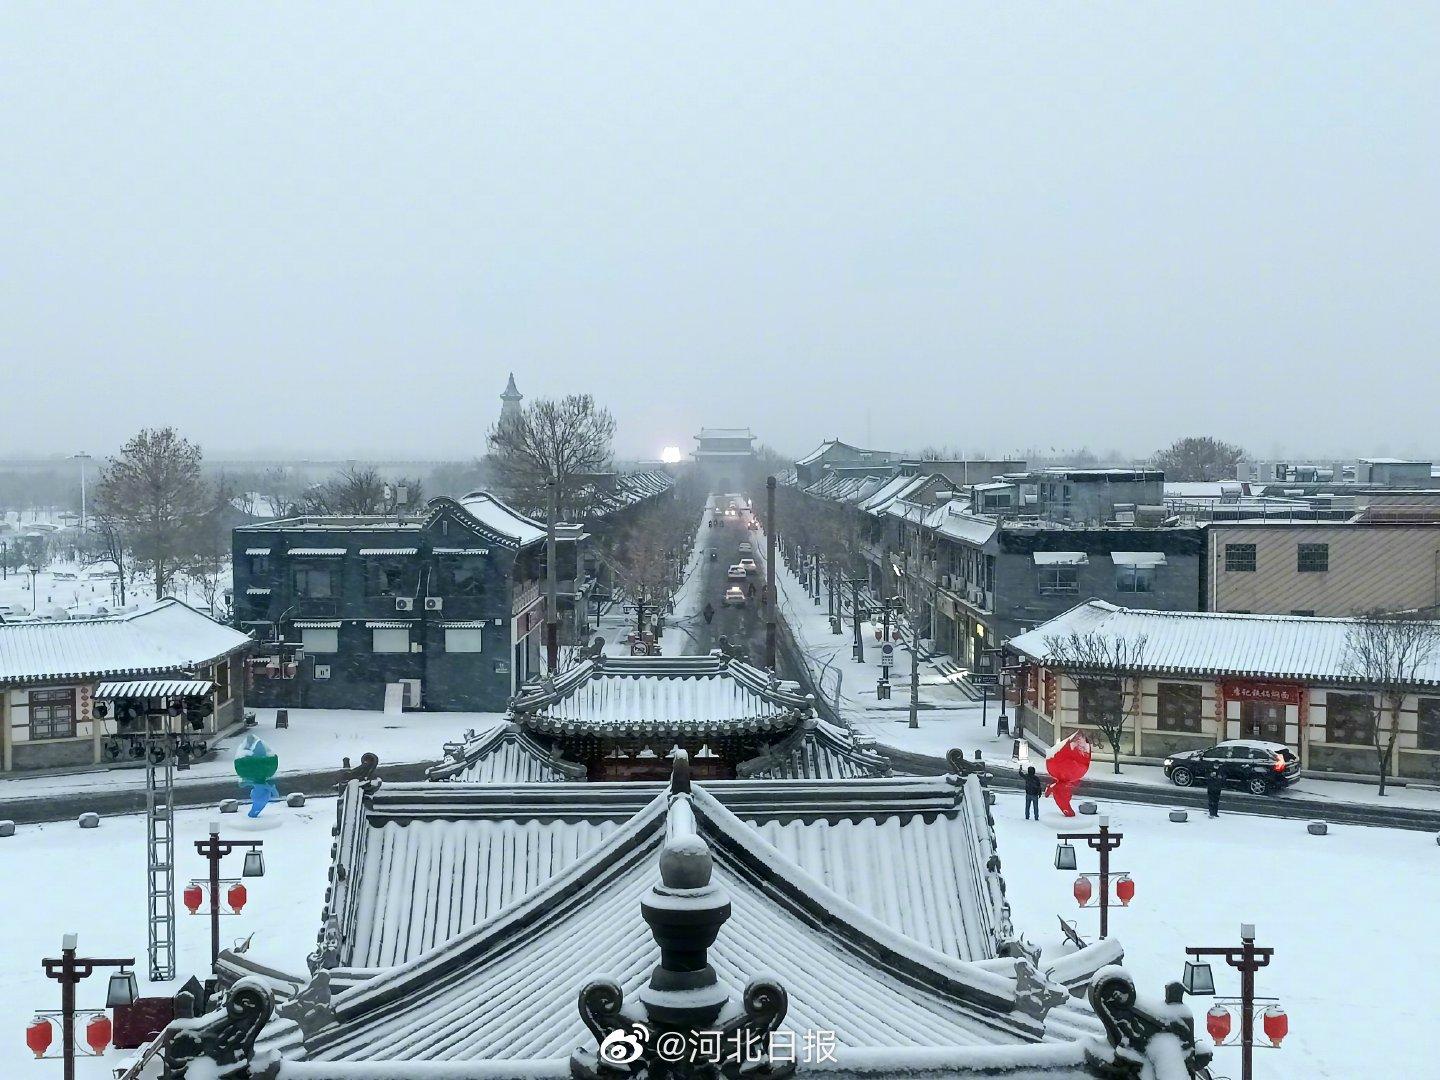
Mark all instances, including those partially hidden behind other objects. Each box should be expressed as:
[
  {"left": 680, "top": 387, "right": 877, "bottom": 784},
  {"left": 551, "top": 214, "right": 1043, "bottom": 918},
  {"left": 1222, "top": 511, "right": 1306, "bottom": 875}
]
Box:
[
  {"left": 301, "top": 466, "right": 386, "bottom": 515},
  {"left": 607, "top": 525, "right": 678, "bottom": 638},
  {"left": 94, "top": 427, "right": 209, "bottom": 599},
  {"left": 487, "top": 394, "right": 616, "bottom": 520},
  {"left": 14, "top": 534, "right": 51, "bottom": 574},
  {"left": 91, "top": 512, "right": 128, "bottom": 605},
  {"left": 1042, "top": 631, "right": 1149, "bottom": 774},
  {"left": 1150, "top": 436, "right": 1246, "bottom": 482},
  {"left": 1341, "top": 614, "right": 1440, "bottom": 795},
  {"left": 258, "top": 466, "right": 299, "bottom": 519}
]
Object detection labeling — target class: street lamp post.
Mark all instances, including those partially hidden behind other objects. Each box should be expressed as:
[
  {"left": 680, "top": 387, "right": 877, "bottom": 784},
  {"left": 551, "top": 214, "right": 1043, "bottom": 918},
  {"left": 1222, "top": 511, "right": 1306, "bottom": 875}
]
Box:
[
  {"left": 39, "top": 933, "right": 136, "bottom": 1080},
  {"left": 73, "top": 452, "right": 93, "bottom": 533},
  {"left": 1054, "top": 815, "right": 1128, "bottom": 939},
  {"left": 1182, "top": 924, "right": 1282, "bottom": 1080},
  {"left": 191, "top": 823, "right": 265, "bottom": 968}
]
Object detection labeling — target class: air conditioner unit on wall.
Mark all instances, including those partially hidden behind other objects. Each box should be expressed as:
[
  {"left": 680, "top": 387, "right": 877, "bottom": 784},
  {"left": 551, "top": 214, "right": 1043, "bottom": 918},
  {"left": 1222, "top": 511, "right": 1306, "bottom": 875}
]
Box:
[
  {"left": 314, "top": 665, "right": 330, "bottom": 680},
  {"left": 424, "top": 596, "right": 443, "bottom": 611},
  {"left": 396, "top": 597, "right": 415, "bottom": 611}
]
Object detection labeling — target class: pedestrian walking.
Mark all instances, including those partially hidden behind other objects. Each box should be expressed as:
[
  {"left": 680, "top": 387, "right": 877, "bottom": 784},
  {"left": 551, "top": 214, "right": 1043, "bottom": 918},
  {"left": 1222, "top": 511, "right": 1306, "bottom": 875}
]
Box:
[
  {"left": 1205, "top": 765, "right": 1224, "bottom": 818},
  {"left": 1023, "top": 765, "right": 1043, "bottom": 820}
]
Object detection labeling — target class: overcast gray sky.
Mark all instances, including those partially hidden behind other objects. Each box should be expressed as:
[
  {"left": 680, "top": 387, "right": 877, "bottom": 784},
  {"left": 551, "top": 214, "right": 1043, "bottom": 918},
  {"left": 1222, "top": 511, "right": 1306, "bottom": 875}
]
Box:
[{"left": 2, "top": 3, "right": 1436, "bottom": 463}]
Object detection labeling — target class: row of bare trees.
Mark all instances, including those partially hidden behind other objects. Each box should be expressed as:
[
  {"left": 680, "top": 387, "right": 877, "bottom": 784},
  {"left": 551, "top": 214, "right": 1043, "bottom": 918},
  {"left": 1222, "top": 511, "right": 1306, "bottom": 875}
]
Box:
[{"left": 1041, "top": 614, "right": 1440, "bottom": 794}]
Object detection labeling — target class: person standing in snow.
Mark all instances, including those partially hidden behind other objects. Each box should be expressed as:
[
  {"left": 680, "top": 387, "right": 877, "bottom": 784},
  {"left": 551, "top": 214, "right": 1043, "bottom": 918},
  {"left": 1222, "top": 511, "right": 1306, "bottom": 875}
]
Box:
[
  {"left": 1023, "top": 765, "right": 1043, "bottom": 820},
  {"left": 1205, "top": 764, "right": 1224, "bottom": 818}
]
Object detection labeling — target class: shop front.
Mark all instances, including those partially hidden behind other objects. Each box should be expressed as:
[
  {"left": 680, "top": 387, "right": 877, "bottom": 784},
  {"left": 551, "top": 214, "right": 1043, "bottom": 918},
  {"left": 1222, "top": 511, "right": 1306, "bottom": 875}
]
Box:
[{"left": 1220, "top": 678, "right": 1306, "bottom": 754}]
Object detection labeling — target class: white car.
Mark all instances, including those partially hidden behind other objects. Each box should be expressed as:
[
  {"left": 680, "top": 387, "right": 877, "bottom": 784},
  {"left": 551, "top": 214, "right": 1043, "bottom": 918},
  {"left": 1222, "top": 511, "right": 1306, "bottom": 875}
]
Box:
[
  {"left": 737, "top": 542, "right": 753, "bottom": 555},
  {"left": 727, "top": 564, "right": 747, "bottom": 581},
  {"left": 739, "top": 558, "right": 757, "bottom": 574},
  {"left": 724, "top": 586, "right": 746, "bottom": 607}
]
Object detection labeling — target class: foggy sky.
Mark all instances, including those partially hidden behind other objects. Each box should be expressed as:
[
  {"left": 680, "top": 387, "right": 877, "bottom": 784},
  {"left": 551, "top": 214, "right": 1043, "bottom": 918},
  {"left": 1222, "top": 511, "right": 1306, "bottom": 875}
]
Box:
[{"left": 2, "top": 3, "right": 1437, "bottom": 464}]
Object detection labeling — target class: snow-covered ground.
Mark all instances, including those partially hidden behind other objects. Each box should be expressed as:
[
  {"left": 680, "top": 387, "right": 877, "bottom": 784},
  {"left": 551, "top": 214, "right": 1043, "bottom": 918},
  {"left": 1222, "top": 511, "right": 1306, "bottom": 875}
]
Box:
[
  {"left": 767, "top": 535, "right": 1440, "bottom": 813},
  {"left": 0, "top": 557, "right": 233, "bottom": 622},
  {"left": 0, "top": 707, "right": 493, "bottom": 800},
  {"left": 992, "top": 791, "right": 1436, "bottom": 1079},
  {"left": 3, "top": 789, "right": 1430, "bottom": 1080},
  {"left": 594, "top": 506, "right": 710, "bottom": 657},
  {"left": 3, "top": 801, "right": 337, "bottom": 1080}
]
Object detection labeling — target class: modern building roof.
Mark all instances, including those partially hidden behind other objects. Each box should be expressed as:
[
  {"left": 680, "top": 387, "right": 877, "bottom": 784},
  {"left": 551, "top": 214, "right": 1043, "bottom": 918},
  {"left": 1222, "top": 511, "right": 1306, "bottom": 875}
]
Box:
[
  {"left": 0, "top": 598, "right": 251, "bottom": 685},
  {"left": 508, "top": 653, "right": 814, "bottom": 740},
  {"left": 1010, "top": 600, "right": 1440, "bottom": 686}
]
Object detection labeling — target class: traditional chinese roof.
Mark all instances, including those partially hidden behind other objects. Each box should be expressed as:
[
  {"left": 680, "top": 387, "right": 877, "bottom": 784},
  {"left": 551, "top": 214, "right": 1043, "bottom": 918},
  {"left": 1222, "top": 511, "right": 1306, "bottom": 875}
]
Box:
[
  {"left": 0, "top": 598, "right": 251, "bottom": 685},
  {"left": 315, "top": 774, "right": 1014, "bottom": 972},
  {"left": 1010, "top": 599, "right": 1440, "bottom": 686},
  {"left": 508, "top": 653, "right": 814, "bottom": 740},
  {"left": 735, "top": 718, "right": 891, "bottom": 780},
  {"left": 426, "top": 723, "right": 588, "bottom": 783}
]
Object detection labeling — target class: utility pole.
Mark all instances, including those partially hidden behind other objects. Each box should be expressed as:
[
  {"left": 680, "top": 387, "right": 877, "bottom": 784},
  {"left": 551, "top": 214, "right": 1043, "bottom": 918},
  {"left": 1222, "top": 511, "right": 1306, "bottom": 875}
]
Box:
[
  {"left": 765, "top": 476, "right": 777, "bottom": 670},
  {"left": 851, "top": 577, "right": 864, "bottom": 662},
  {"left": 546, "top": 475, "right": 559, "bottom": 674},
  {"left": 908, "top": 597, "right": 920, "bottom": 729}
]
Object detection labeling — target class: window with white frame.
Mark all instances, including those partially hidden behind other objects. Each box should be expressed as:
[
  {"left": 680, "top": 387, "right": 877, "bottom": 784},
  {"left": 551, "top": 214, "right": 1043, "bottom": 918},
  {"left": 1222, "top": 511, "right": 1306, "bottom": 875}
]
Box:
[
  {"left": 445, "top": 627, "right": 484, "bottom": 653},
  {"left": 372, "top": 628, "right": 410, "bottom": 653},
  {"left": 301, "top": 627, "right": 338, "bottom": 654}
]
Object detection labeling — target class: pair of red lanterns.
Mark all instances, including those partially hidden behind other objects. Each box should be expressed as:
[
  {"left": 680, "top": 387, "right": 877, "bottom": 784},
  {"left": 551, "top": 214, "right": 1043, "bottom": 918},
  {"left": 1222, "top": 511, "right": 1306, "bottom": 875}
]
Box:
[
  {"left": 872, "top": 627, "right": 899, "bottom": 641},
  {"left": 25, "top": 1013, "right": 112, "bottom": 1058},
  {"left": 183, "top": 881, "right": 248, "bottom": 914},
  {"left": 1071, "top": 875, "right": 1135, "bottom": 906},
  {"left": 1205, "top": 1003, "right": 1289, "bottom": 1047}
]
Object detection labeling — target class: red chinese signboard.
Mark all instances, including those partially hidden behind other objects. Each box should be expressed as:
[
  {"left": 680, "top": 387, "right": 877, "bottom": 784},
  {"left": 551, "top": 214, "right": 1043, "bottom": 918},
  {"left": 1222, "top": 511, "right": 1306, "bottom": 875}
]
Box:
[{"left": 1220, "top": 679, "right": 1304, "bottom": 706}]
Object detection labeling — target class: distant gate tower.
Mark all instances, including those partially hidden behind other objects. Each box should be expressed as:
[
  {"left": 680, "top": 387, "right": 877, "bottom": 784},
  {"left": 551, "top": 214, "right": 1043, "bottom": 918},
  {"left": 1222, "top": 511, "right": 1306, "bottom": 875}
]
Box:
[
  {"left": 693, "top": 427, "right": 757, "bottom": 494},
  {"left": 500, "top": 373, "right": 523, "bottom": 424}
]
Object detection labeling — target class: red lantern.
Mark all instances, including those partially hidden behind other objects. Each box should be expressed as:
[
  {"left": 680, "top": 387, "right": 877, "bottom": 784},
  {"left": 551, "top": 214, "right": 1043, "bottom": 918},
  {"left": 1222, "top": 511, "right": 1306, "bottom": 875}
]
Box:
[
  {"left": 85, "top": 1013, "right": 112, "bottom": 1055},
  {"left": 873, "top": 627, "right": 882, "bottom": 640},
  {"left": 1263, "top": 1005, "right": 1288, "bottom": 1046},
  {"left": 227, "top": 881, "right": 248, "bottom": 913},
  {"left": 1115, "top": 877, "right": 1135, "bottom": 905},
  {"left": 1206, "top": 1005, "right": 1231, "bottom": 1044},
  {"left": 26, "top": 1016, "right": 52, "bottom": 1058},
  {"left": 183, "top": 883, "right": 203, "bottom": 914},
  {"left": 1072, "top": 875, "right": 1093, "bottom": 906}
]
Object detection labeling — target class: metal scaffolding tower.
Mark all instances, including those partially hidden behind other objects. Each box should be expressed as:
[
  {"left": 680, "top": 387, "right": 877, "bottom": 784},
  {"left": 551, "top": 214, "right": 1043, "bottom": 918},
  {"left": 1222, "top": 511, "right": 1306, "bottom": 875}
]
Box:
[{"left": 143, "top": 716, "right": 177, "bottom": 982}]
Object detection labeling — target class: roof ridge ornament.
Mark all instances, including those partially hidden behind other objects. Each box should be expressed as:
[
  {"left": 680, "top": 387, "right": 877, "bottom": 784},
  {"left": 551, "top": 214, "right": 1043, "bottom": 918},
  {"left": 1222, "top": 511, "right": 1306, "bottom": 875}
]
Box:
[{"left": 573, "top": 754, "right": 794, "bottom": 1080}]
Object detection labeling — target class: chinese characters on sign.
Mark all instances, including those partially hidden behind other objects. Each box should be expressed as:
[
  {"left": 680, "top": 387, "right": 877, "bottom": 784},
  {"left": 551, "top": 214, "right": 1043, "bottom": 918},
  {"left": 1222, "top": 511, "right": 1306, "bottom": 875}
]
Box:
[
  {"left": 1219, "top": 680, "right": 1304, "bottom": 706},
  {"left": 599, "top": 1024, "right": 838, "bottom": 1066}
]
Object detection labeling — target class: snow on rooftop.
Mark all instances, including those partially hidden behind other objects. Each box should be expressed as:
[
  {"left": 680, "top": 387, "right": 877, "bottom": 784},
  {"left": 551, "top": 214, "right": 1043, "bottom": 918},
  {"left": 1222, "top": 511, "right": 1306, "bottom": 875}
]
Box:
[
  {"left": 457, "top": 491, "right": 547, "bottom": 547},
  {"left": 1010, "top": 600, "right": 1440, "bottom": 685},
  {"left": 0, "top": 598, "right": 251, "bottom": 684}
]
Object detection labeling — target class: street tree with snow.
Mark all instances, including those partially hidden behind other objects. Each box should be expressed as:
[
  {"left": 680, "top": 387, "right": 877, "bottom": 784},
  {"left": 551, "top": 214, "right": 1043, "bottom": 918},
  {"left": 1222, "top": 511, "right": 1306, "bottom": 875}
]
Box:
[
  {"left": 1342, "top": 613, "right": 1440, "bottom": 796},
  {"left": 94, "top": 427, "right": 209, "bottom": 599},
  {"left": 486, "top": 393, "right": 616, "bottom": 521},
  {"left": 1149, "top": 436, "right": 1247, "bottom": 482},
  {"left": 1042, "top": 631, "right": 1149, "bottom": 774}
]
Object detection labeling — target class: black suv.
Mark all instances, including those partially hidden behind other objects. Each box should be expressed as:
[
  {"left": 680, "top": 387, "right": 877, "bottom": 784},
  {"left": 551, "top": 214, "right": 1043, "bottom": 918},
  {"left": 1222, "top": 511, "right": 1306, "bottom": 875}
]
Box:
[{"left": 1163, "top": 740, "right": 1301, "bottom": 796}]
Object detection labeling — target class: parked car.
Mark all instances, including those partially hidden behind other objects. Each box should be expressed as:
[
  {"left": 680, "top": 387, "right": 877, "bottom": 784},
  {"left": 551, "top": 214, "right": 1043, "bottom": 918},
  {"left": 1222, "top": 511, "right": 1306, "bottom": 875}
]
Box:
[
  {"left": 727, "top": 564, "right": 748, "bottom": 581},
  {"left": 739, "top": 558, "right": 757, "bottom": 573},
  {"left": 1163, "top": 740, "right": 1300, "bottom": 795},
  {"left": 724, "top": 586, "right": 746, "bottom": 607}
]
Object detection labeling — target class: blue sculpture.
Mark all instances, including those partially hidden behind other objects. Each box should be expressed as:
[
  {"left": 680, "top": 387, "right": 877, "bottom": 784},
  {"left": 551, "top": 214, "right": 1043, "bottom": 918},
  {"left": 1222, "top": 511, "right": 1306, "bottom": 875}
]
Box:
[{"left": 234, "top": 735, "right": 280, "bottom": 818}]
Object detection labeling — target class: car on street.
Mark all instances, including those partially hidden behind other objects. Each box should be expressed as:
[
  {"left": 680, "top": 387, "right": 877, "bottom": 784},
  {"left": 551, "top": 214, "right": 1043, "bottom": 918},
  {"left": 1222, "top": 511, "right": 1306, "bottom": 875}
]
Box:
[
  {"left": 724, "top": 585, "right": 746, "bottom": 607},
  {"left": 1162, "top": 740, "right": 1300, "bottom": 795},
  {"left": 739, "top": 558, "right": 757, "bottom": 573},
  {"left": 737, "top": 542, "right": 753, "bottom": 555},
  {"left": 727, "top": 564, "right": 747, "bottom": 581}
]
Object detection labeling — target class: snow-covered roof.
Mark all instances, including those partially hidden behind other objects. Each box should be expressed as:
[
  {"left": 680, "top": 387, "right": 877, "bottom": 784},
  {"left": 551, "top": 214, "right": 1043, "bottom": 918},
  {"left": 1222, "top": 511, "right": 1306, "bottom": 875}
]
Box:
[
  {"left": 928, "top": 504, "right": 1000, "bottom": 546},
  {"left": 94, "top": 678, "right": 215, "bottom": 698},
  {"left": 426, "top": 722, "right": 589, "bottom": 783},
  {"left": 0, "top": 598, "right": 251, "bottom": 685},
  {"left": 1010, "top": 600, "right": 1440, "bottom": 686},
  {"left": 509, "top": 653, "right": 813, "bottom": 739},
  {"left": 457, "top": 491, "right": 548, "bottom": 548},
  {"left": 305, "top": 772, "right": 1018, "bottom": 991},
  {"left": 735, "top": 718, "right": 891, "bottom": 780},
  {"left": 1110, "top": 551, "right": 1167, "bottom": 567},
  {"left": 695, "top": 427, "right": 754, "bottom": 440},
  {"left": 1032, "top": 551, "right": 1088, "bottom": 566},
  {"left": 856, "top": 472, "right": 930, "bottom": 516},
  {"left": 356, "top": 546, "right": 417, "bottom": 556}
]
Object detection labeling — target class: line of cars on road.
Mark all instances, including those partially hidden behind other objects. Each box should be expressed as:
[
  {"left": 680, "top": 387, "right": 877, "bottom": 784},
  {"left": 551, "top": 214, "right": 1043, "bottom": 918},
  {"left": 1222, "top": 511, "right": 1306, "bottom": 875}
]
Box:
[{"left": 723, "top": 542, "right": 758, "bottom": 607}]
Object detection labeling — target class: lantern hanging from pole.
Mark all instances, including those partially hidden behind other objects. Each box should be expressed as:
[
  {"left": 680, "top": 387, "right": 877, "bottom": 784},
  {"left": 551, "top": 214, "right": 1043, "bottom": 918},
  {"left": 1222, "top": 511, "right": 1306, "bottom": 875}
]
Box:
[
  {"left": 26, "top": 1016, "right": 52, "bottom": 1058},
  {"left": 1115, "top": 876, "right": 1135, "bottom": 905},
  {"left": 183, "top": 883, "right": 203, "bottom": 914},
  {"left": 1206, "top": 1004, "right": 1231, "bottom": 1044},
  {"left": 1263, "top": 1005, "right": 1288, "bottom": 1046},
  {"left": 227, "top": 881, "right": 248, "bottom": 913},
  {"left": 85, "top": 1013, "right": 112, "bottom": 1055},
  {"left": 1072, "top": 875, "right": 1093, "bottom": 906},
  {"left": 873, "top": 627, "right": 882, "bottom": 640}
]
